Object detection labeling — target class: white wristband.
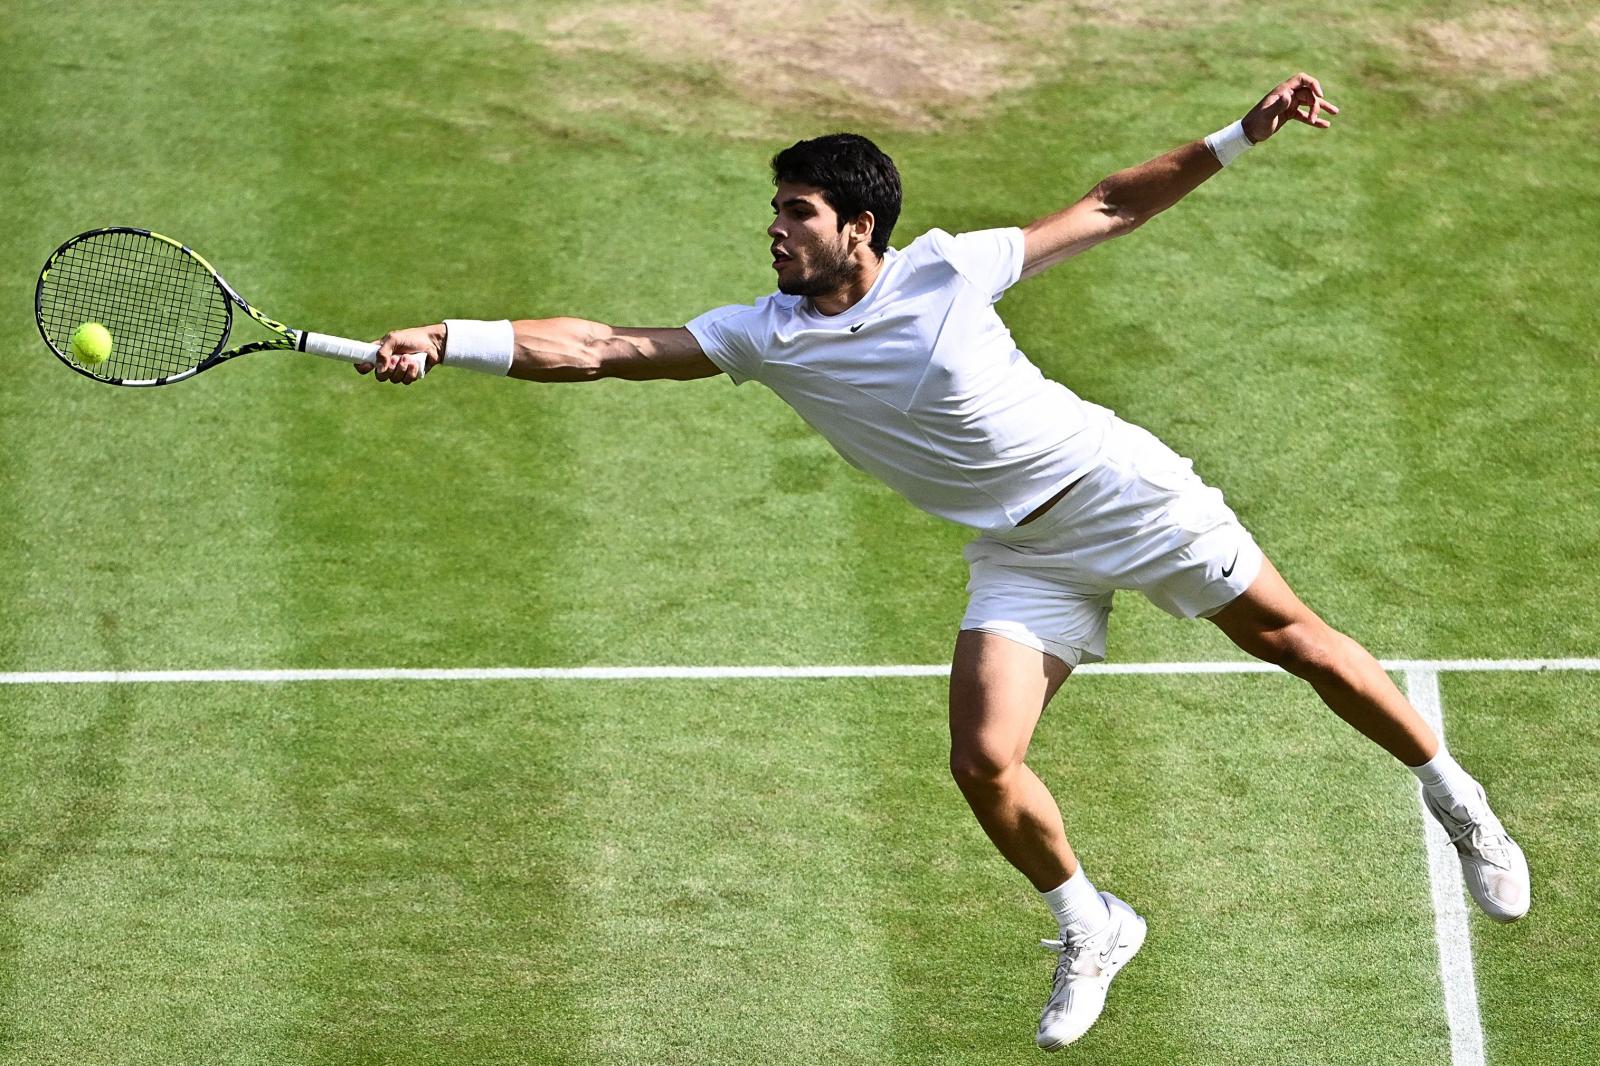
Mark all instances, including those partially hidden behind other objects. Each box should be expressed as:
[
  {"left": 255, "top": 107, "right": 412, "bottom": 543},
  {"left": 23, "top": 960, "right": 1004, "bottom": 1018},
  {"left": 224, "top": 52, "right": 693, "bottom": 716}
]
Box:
[
  {"left": 1204, "top": 120, "right": 1255, "bottom": 167},
  {"left": 442, "top": 319, "right": 515, "bottom": 375}
]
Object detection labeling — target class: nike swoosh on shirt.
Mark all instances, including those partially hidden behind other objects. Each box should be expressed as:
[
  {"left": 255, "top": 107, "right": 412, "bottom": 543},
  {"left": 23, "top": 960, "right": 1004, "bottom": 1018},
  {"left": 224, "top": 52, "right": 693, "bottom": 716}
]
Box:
[{"left": 849, "top": 322, "right": 864, "bottom": 333}]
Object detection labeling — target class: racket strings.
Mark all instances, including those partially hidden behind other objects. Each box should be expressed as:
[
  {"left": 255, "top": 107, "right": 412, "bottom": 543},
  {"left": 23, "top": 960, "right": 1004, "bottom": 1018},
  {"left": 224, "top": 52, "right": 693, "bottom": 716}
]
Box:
[{"left": 37, "top": 230, "right": 230, "bottom": 382}]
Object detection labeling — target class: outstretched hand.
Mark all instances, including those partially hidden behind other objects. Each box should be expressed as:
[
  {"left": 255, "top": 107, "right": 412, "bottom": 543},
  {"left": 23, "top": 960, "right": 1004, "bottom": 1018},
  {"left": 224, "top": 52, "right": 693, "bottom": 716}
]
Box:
[
  {"left": 356, "top": 323, "right": 445, "bottom": 384},
  {"left": 1242, "top": 73, "right": 1339, "bottom": 144}
]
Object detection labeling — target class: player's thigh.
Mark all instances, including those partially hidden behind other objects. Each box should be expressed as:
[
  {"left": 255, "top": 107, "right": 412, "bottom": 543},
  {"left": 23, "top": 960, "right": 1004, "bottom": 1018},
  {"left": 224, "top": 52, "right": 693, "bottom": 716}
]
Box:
[
  {"left": 949, "top": 628, "right": 1073, "bottom": 774},
  {"left": 1206, "top": 554, "right": 1333, "bottom": 661}
]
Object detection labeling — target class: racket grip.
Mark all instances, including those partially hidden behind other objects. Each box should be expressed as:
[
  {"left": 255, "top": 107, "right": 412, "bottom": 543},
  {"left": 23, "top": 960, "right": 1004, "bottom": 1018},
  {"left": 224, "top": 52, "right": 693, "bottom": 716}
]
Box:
[{"left": 299, "top": 331, "right": 428, "bottom": 377}]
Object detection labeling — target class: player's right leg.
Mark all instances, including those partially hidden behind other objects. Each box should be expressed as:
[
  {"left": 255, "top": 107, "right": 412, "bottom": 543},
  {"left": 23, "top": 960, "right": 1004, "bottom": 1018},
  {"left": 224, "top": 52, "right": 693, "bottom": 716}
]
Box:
[
  {"left": 947, "top": 628, "right": 1076, "bottom": 889},
  {"left": 948, "top": 629, "right": 1146, "bottom": 1051}
]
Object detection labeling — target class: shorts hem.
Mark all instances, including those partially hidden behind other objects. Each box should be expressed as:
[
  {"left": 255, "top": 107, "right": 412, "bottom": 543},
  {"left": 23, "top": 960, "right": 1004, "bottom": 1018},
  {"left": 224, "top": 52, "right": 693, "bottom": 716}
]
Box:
[{"left": 959, "top": 624, "right": 1102, "bottom": 670}]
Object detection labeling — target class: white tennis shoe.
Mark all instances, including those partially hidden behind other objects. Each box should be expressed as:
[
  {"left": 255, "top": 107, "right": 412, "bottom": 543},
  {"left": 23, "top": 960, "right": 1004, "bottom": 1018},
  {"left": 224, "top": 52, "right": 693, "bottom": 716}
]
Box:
[
  {"left": 1035, "top": 891, "right": 1146, "bottom": 1051},
  {"left": 1423, "top": 783, "right": 1530, "bottom": 922}
]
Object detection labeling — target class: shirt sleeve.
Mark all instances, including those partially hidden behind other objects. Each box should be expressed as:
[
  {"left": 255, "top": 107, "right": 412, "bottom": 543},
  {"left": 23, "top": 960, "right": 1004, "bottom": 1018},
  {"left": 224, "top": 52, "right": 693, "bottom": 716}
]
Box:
[
  {"left": 934, "top": 227, "right": 1026, "bottom": 303},
  {"left": 685, "top": 302, "right": 763, "bottom": 386}
]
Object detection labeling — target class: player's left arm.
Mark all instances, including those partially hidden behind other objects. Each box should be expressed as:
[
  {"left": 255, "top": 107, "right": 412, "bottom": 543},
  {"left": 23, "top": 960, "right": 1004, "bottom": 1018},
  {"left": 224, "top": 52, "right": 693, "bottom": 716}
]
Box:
[{"left": 1019, "top": 73, "right": 1337, "bottom": 280}]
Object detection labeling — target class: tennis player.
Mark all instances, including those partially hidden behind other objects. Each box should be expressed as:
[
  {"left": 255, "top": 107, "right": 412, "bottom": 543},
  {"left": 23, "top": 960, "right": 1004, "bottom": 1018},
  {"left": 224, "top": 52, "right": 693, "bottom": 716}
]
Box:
[{"left": 365, "top": 73, "right": 1529, "bottom": 1050}]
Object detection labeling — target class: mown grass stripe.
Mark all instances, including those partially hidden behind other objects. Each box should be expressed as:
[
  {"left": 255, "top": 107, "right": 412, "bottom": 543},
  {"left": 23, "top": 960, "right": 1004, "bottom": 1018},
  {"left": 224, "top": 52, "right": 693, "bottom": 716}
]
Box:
[{"left": 1440, "top": 672, "right": 1600, "bottom": 1066}]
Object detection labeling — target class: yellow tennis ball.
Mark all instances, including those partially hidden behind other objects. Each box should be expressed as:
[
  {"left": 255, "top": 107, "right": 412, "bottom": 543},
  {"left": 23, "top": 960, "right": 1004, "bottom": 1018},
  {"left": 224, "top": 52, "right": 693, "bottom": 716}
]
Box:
[{"left": 70, "top": 322, "right": 113, "bottom": 365}]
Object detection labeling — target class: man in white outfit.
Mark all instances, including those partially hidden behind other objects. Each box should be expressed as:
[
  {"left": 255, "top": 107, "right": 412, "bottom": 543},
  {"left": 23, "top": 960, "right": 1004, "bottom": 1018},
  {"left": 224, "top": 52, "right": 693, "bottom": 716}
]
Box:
[{"left": 366, "top": 73, "right": 1529, "bottom": 1050}]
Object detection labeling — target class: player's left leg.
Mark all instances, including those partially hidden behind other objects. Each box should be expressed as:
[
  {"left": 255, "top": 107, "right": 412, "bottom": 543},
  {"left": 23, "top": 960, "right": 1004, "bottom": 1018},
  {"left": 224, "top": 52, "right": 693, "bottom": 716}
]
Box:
[
  {"left": 1207, "top": 555, "right": 1435, "bottom": 763},
  {"left": 1087, "top": 407, "right": 1530, "bottom": 923},
  {"left": 1207, "top": 556, "right": 1530, "bottom": 921}
]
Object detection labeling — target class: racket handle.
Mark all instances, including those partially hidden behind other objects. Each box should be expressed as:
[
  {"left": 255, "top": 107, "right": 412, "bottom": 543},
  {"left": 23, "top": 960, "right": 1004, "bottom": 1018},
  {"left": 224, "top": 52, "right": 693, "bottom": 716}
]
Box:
[{"left": 299, "top": 331, "right": 428, "bottom": 377}]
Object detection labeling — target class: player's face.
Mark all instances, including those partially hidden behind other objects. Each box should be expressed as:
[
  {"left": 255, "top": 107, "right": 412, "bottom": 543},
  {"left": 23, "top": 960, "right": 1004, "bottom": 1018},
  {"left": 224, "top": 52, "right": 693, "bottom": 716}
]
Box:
[{"left": 768, "top": 182, "right": 855, "bottom": 297}]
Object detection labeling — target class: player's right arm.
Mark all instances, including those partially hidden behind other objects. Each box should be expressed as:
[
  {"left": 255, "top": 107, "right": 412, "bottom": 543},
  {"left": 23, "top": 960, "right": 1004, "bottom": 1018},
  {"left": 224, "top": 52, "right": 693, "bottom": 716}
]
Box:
[{"left": 361, "top": 320, "right": 722, "bottom": 384}]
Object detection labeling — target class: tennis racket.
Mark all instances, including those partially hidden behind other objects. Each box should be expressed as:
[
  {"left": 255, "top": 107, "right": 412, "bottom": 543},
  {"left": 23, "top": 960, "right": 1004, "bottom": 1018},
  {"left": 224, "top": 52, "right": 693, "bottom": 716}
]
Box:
[{"left": 35, "top": 226, "right": 424, "bottom": 387}]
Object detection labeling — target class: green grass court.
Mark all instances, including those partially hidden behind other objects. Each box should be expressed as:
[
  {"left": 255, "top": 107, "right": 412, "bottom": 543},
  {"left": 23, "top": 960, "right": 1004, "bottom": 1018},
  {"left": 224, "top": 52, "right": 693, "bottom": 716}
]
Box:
[{"left": 3, "top": 2, "right": 1597, "bottom": 1062}]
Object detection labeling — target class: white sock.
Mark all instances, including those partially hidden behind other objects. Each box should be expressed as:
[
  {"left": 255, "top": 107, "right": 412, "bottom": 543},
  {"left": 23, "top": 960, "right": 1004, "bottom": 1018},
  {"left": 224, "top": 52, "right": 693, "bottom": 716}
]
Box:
[
  {"left": 1408, "top": 748, "right": 1481, "bottom": 813},
  {"left": 1040, "top": 867, "right": 1110, "bottom": 940}
]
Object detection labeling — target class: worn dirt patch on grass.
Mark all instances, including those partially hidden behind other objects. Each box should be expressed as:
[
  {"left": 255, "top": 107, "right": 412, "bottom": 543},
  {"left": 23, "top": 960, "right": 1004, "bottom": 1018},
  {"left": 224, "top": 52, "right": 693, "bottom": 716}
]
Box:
[
  {"left": 542, "top": 0, "right": 1034, "bottom": 131},
  {"left": 454, "top": 1, "right": 1596, "bottom": 137},
  {"left": 461, "top": 1, "right": 1244, "bottom": 134},
  {"left": 1412, "top": 9, "right": 1554, "bottom": 83},
  {"left": 1381, "top": 5, "right": 1600, "bottom": 89}
]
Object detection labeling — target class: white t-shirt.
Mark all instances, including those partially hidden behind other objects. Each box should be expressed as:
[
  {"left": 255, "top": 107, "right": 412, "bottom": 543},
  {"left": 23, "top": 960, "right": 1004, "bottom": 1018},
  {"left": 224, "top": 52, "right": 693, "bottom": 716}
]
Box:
[{"left": 685, "top": 227, "right": 1110, "bottom": 531}]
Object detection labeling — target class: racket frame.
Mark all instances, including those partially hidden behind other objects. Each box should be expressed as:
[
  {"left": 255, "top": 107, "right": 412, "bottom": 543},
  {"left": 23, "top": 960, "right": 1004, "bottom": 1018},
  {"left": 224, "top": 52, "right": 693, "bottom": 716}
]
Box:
[{"left": 35, "top": 226, "right": 389, "bottom": 387}]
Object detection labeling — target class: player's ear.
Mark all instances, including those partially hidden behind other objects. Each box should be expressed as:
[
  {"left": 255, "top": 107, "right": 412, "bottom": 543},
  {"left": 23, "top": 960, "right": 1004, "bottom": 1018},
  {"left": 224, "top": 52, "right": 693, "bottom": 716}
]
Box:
[{"left": 849, "top": 210, "right": 876, "bottom": 251}]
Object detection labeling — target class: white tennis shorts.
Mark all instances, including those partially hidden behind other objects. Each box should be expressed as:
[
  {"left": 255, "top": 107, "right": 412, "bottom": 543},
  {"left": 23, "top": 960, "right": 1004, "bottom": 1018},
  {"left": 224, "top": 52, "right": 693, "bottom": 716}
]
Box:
[{"left": 960, "top": 415, "right": 1264, "bottom": 668}]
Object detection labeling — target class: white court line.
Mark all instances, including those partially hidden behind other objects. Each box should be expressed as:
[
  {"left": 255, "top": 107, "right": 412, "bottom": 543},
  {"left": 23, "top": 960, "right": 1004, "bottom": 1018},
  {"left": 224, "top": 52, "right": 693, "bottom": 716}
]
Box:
[
  {"left": 1406, "top": 668, "right": 1487, "bottom": 1066},
  {"left": 1, "top": 657, "right": 1597, "bottom": 685}
]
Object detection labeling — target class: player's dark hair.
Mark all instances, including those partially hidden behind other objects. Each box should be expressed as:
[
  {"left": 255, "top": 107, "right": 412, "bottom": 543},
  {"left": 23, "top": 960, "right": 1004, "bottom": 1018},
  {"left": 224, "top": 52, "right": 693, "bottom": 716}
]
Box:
[{"left": 771, "top": 133, "right": 901, "bottom": 256}]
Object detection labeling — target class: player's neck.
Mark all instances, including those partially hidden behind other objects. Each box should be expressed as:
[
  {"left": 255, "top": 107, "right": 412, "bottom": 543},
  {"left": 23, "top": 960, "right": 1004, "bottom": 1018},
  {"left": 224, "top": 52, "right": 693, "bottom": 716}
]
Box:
[{"left": 808, "top": 251, "right": 883, "bottom": 317}]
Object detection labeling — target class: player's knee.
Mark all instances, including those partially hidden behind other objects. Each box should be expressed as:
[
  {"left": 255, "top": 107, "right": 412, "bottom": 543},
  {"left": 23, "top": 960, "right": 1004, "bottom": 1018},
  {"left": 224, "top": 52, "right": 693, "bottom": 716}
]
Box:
[
  {"left": 1257, "top": 622, "right": 1347, "bottom": 684},
  {"left": 949, "top": 739, "right": 1018, "bottom": 794}
]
